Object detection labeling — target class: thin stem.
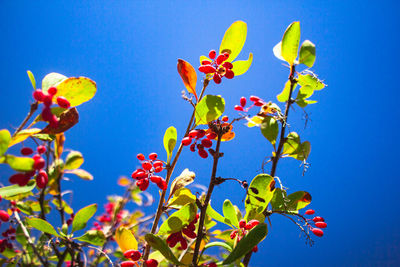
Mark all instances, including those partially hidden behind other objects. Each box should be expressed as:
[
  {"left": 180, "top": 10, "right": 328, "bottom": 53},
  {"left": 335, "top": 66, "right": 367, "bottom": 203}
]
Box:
[
  {"left": 142, "top": 80, "right": 209, "bottom": 261},
  {"left": 39, "top": 142, "right": 51, "bottom": 220},
  {"left": 192, "top": 134, "right": 223, "bottom": 266},
  {"left": 14, "top": 211, "right": 48, "bottom": 267},
  {"left": 12, "top": 102, "right": 38, "bottom": 137}
]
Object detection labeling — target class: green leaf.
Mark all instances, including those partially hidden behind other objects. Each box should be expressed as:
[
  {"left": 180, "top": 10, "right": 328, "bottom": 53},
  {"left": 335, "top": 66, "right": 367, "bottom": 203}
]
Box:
[
  {"left": 64, "top": 151, "right": 84, "bottom": 170},
  {"left": 260, "top": 117, "right": 279, "bottom": 145},
  {"left": 169, "top": 168, "right": 195, "bottom": 197},
  {"left": 200, "top": 241, "right": 232, "bottom": 260},
  {"left": 32, "top": 133, "right": 56, "bottom": 142},
  {"left": 222, "top": 223, "right": 268, "bottom": 264},
  {"left": 163, "top": 126, "right": 177, "bottom": 164},
  {"left": 145, "top": 233, "right": 183, "bottom": 265},
  {"left": 195, "top": 95, "right": 225, "bottom": 125},
  {"left": 27, "top": 70, "right": 36, "bottom": 89},
  {"left": 296, "top": 98, "right": 317, "bottom": 108},
  {"left": 72, "top": 203, "right": 97, "bottom": 232},
  {"left": 75, "top": 230, "right": 106, "bottom": 246},
  {"left": 1, "top": 247, "right": 17, "bottom": 258},
  {"left": 277, "top": 81, "right": 297, "bottom": 103},
  {"left": 245, "top": 174, "right": 275, "bottom": 221},
  {"left": 8, "top": 128, "right": 41, "bottom": 147},
  {"left": 271, "top": 189, "right": 311, "bottom": 212},
  {"left": 51, "top": 77, "right": 97, "bottom": 107},
  {"left": 2, "top": 155, "right": 34, "bottom": 172},
  {"left": 158, "top": 203, "right": 196, "bottom": 235},
  {"left": 281, "top": 22, "right": 301, "bottom": 65},
  {"left": 64, "top": 169, "right": 93, "bottom": 180},
  {"left": 220, "top": 21, "right": 247, "bottom": 62},
  {"left": 115, "top": 227, "right": 138, "bottom": 251},
  {"left": 283, "top": 132, "right": 311, "bottom": 160},
  {"left": 167, "top": 188, "right": 196, "bottom": 209},
  {"left": 232, "top": 53, "right": 253, "bottom": 76},
  {"left": 206, "top": 203, "right": 234, "bottom": 227},
  {"left": 299, "top": 40, "right": 316, "bottom": 67},
  {"left": 0, "top": 180, "right": 36, "bottom": 199},
  {"left": 42, "top": 72, "right": 67, "bottom": 92},
  {"left": 26, "top": 217, "right": 61, "bottom": 237},
  {"left": 0, "top": 129, "right": 11, "bottom": 156},
  {"left": 273, "top": 41, "right": 285, "bottom": 61},
  {"left": 298, "top": 74, "right": 325, "bottom": 91},
  {"left": 223, "top": 199, "right": 239, "bottom": 228},
  {"left": 52, "top": 199, "right": 73, "bottom": 214},
  {"left": 296, "top": 85, "right": 314, "bottom": 100}
]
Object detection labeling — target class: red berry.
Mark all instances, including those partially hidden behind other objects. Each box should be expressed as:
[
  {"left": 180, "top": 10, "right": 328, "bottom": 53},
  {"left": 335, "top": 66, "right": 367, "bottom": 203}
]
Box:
[
  {"left": 201, "top": 60, "right": 212, "bottom": 65},
  {"left": 311, "top": 228, "right": 324, "bottom": 237},
  {"left": 198, "top": 149, "right": 208, "bottom": 159},
  {"left": 48, "top": 87, "right": 57, "bottom": 96},
  {"left": 198, "top": 65, "right": 217, "bottom": 74},
  {"left": 49, "top": 115, "right": 59, "bottom": 128},
  {"left": 33, "top": 157, "right": 45, "bottom": 170},
  {"left": 245, "top": 220, "right": 260, "bottom": 230},
  {"left": 240, "top": 97, "right": 247, "bottom": 107},
  {"left": 252, "top": 245, "right": 258, "bottom": 252},
  {"left": 201, "top": 138, "right": 212, "bottom": 148},
  {"left": 312, "top": 216, "right": 325, "bottom": 223},
  {"left": 120, "top": 261, "right": 135, "bottom": 267},
  {"left": 153, "top": 160, "right": 163, "bottom": 168},
  {"left": 221, "top": 116, "right": 229, "bottom": 122},
  {"left": 197, "top": 129, "right": 206, "bottom": 139},
  {"left": 230, "top": 230, "right": 237, "bottom": 239},
  {"left": 216, "top": 54, "right": 226, "bottom": 65},
  {"left": 188, "top": 130, "right": 199, "bottom": 139},
  {"left": 234, "top": 105, "right": 244, "bottom": 111},
  {"left": 41, "top": 107, "right": 53, "bottom": 121},
  {"left": 37, "top": 145, "right": 46, "bottom": 154},
  {"left": 305, "top": 209, "right": 315, "bottom": 215},
  {"left": 123, "top": 249, "right": 141, "bottom": 261},
  {"left": 206, "top": 132, "right": 217, "bottom": 139},
  {"left": 56, "top": 96, "right": 70, "bottom": 109},
  {"left": 254, "top": 101, "right": 264, "bottom": 107},
  {"left": 9, "top": 173, "right": 26, "bottom": 185},
  {"left": 208, "top": 50, "right": 217, "bottom": 59},
  {"left": 150, "top": 175, "right": 162, "bottom": 183},
  {"left": 145, "top": 259, "right": 158, "bottom": 267},
  {"left": 315, "top": 222, "right": 327, "bottom": 228},
  {"left": 249, "top": 96, "right": 261, "bottom": 102},
  {"left": 190, "top": 144, "right": 196, "bottom": 152},
  {"left": 131, "top": 169, "right": 147, "bottom": 180},
  {"left": 149, "top": 153, "right": 158, "bottom": 160},
  {"left": 20, "top": 147, "right": 33, "bottom": 156},
  {"left": 154, "top": 166, "right": 163, "bottom": 173},
  {"left": 33, "top": 89, "right": 45, "bottom": 102},
  {"left": 0, "top": 211, "right": 10, "bottom": 222},
  {"left": 136, "top": 178, "right": 149, "bottom": 191},
  {"left": 43, "top": 94, "right": 53, "bottom": 107},
  {"left": 36, "top": 170, "right": 48, "bottom": 189},
  {"left": 213, "top": 73, "right": 222, "bottom": 84},
  {"left": 156, "top": 179, "right": 168, "bottom": 191},
  {"left": 223, "top": 52, "right": 230, "bottom": 59},
  {"left": 136, "top": 153, "right": 145, "bottom": 161},
  {"left": 239, "top": 219, "right": 246, "bottom": 228},
  {"left": 182, "top": 136, "right": 192, "bottom": 146},
  {"left": 182, "top": 227, "right": 196, "bottom": 239},
  {"left": 142, "top": 161, "right": 152, "bottom": 171},
  {"left": 222, "top": 61, "right": 233, "bottom": 69},
  {"left": 224, "top": 69, "right": 234, "bottom": 79},
  {"left": 207, "top": 263, "right": 217, "bottom": 267}
]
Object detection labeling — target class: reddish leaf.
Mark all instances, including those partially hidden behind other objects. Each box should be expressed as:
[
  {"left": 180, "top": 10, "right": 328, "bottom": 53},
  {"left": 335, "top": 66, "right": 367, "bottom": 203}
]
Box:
[
  {"left": 41, "top": 108, "right": 79, "bottom": 134},
  {"left": 177, "top": 59, "right": 198, "bottom": 101}
]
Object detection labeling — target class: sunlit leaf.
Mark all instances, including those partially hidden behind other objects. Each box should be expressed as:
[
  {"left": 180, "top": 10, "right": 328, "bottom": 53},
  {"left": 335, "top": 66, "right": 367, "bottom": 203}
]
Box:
[
  {"left": 277, "top": 80, "right": 297, "bottom": 103},
  {"left": 245, "top": 174, "right": 275, "bottom": 221},
  {"left": 232, "top": 53, "right": 253, "bottom": 76},
  {"left": 118, "top": 176, "right": 131, "bottom": 186},
  {"left": 64, "top": 150, "right": 84, "bottom": 170},
  {"left": 0, "top": 180, "right": 36, "bottom": 198},
  {"left": 65, "top": 169, "right": 93, "bottom": 181},
  {"left": 177, "top": 59, "right": 198, "bottom": 101},
  {"left": 51, "top": 199, "right": 73, "bottom": 214},
  {"left": 273, "top": 41, "right": 285, "bottom": 61},
  {"left": 223, "top": 199, "right": 239, "bottom": 228},
  {"left": 283, "top": 132, "right": 311, "bottom": 161},
  {"left": 297, "top": 74, "right": 325, "bottom": 91},
  {"left": 206, "top": 204, "right": 233, "bottom": 227},
  {"left": 72, "top": 203, "right": 97, "bottom": 232},
  {"left": 42, "top": 72, "right": 67, "bottom": 92},
  {"left": 296, "top": 98, "right": 318, "bottom": 108},
  {"left": 195, "top": 95, "right": 225, "bottom": 125},
  {"left": 260, "top": 117, "right": 279, "bottom": 145},
  {"left": 33, "top": 133, "right": 56, "bottom": 142},
  {"left": 168, "top": 188, "right": 196, "bottom": 209},
  {"left": 27, "top": 70, "right": 36, "bottom": 89},
  {"left": 169, "top": 168, "right": 195, "bottom": 197},
  {"left": 0, "top": 129, "right": 11, "bottom": 156},
  {"left": 41, "top": 108, "right": 79, "bottom": 135},
  {"left": 158, "top": 203, "right": 196, "bottom": 235},
  {"left": 296, "top": 85, "right": 314, "bottom": 100},
  {"left": 163, "top": 126, "right": 177, "bottom": 164},
  {"left": 246, "top": 116, "right": 263, "bottom": 128},
  {"left": 2, "top": 155, "right": 34, "bottom": 172},
  {"left": 1, "top": 247, "right": 17, "bottom": 258},
  {"left": 26, "top": 217, "right": 61, "bottom": 237},
  {"left": 52, "top": 77, "right": 97, "bottom": 107},
  {"left": 271, "top": 189, "right": 311, "bottom": 212},
  {"left": 145, "top": 233, "right": 183, "bottom": 265},
  {"left": 220, "top": 21, "right": 247, "bottom": 62},
  {"left": 54, "top": 133, "right": 65, "bottom": 159},
  {"left": 8, "top": 128, "right": 41, "bottom": 147},
  {"left": 299, "top": 40, "right": 316, "bottom": 67},
  {"left": 281, "top": 22, "right": 301, "bottom": 65},
  {"left": 222, "top": 223, "right": 268, "bottom": 264},
  {"left": 115, "top": 227, "right": 138, "bottom": 251},
  {"left": 75, "top": 230, "right": 106, "bottom": 246}
]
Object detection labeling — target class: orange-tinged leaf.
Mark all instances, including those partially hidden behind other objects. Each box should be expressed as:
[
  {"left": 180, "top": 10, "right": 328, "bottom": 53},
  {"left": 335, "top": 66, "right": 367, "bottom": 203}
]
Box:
[
  {"left": 115, "top": 227, "right": 138, "bottom": 252},
  {"left": 118, "top": 177, "right": 131, "bottom": 186},
  {"left": 205, "top": 123, "right": 235, "bottom": 142},
  {"left": 177, "top": 59, "right": 198, "bottom": 101},
  {"left": 54, "top": 133, "right": 65, "bottom": 159},
  {"left": 41, "top": 108, "right": 79, "bottom": 134}
]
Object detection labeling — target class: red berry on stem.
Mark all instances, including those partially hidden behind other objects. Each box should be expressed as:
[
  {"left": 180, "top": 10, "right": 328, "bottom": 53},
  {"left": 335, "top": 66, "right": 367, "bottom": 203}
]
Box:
[
  {"left": 145, "top": 259, "right": 158, "bottom": 267},
  {"left": 311, "top": 228, "right": 324, "bottom": 237},
  {"left": 216, "top": 54, "right": 226, "bottom": 65},
  {"left": 153, "top": 160, "right": 163, "bottom": 168},
  {"left": 224, "top": 69, "right": 234, "bottom": 79},
  {"left": 37, "top": 145, "right": 46, "bottom": 154},
  {"left": 188, "top": 130, "right": 199, "bottom": 139},
  {"left": 131, "top": 169, "right": 147, "bottom": 179},
  {"left": 0, "top": 211, "right": 9, "bottom": 222},
  {"left": 223, "top": 61, "right": 233, "bottom": 69},
  {"left": 230, "top": 230, "right": 237, "bottom": 239},
  {"left": 142, "top": 161, "right": 152, "bottom": 171},
  {"left": 120, "top": 261, "right": 135, "bottom": 267},
  {"left": 41, "top": 107, "right": 53, "bottom": 121},
  {"left": 57, "top": 96, "right": 70, "bottom": 109},
  {"left": 149, "top": 152, "right": 158, "bottom": 160},
  {"left": 49, "top": 115, "right": 59, "bottom": 128},
  {"left": 240, "top": 97, "right": 247, "bottom": 107},
  {"left": 137, "top": 153, "right": 145, "bottom": 161},
  {"left": 239, "top": 219, "right": 246, "bottom": 228},
  {"left": 201, "top": 138, "right": 212, "bottom": 148},
  {"left": 249, "top": 96, "right": 261, "bottom": 102},
  {"left": 136, "top": 178, "right": 149, "bottom": 191},
  {"left": 208, "top": 50, "right": 216, "bottom": 59},
  {"left": 157, "top": 179, "right": 168, "bottom": 191},
  {"left": 315, "top": 221, "right": 327, "bottom": 228},
  {"left": 33, "top": 157, "right": 45, "bottom": 170},
  {"left": 312, "top": 216, "right": 324, "bottom": 222},
  {"left": 20, "top": 147, "right": 33, "bottom": 156},
  {"left": 213, "top": 73, "right": 222, "bottom": 84},
  {"left": 197, "top": 129, "right": 206, "bottom": 138},
  {"left": 150, "top": 175, "right": 162, "bottom": 184},
  {"left": 206, "top": 132, "right": 217, "bottom": 139},
  {"left": 201, "top": 60, "right": 212, "bottom": 65},
  {"left": 305, "top": 209, "right": 315, "bottom": 215},
  {"left": 234, "top": 105, "right": 244, "bottom": 111},
  {"left": 48, "top": 87, "right": 57, "bottom": 96},
  {"left": 190, "top": 143, "right": 196, "bottom": 152},
  {"left": 154, "top": 166, "right": 163, "bottom": 173},
  {"left": 221, "top": 116, "right": 229, "bottom": 122},
  {"left": 198, "top": 149, "right": 208, "bottom": 159},
  {"left": 252, "top": 245, "right": 258, "bottom": 252},
  {"left": 9, "top": 173, "right": 25, "bottom": 185},
  {"left": 182, "top": 136, "right": 192, "bottom": 146},
  {"left": 33, "top": 89, "right": 45, "bottom": 102},
  {"left": 36, "top": 170, "right": 48, "bottom": 189},
  {"left": 254, "top": 101, "right": 264, "bottom": 107},
  {"left": 198, "top": 65, "right": 217, "bottom": 74},
  {"left": 43, "top": 94, "right": 53, "bottom": 107}
]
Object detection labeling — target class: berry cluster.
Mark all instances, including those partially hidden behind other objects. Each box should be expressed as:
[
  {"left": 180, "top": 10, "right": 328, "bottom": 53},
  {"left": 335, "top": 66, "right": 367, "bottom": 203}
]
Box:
[
  {"left": 181, "top": 129, "right": 216, "bottom": 159},
  {"left": 230, "top": 219, "right": 260, "bottom": 252},
  {"left": 199, "top": 50, "right": 234, "bottom": 84},
  {"left": 0, "top": 226, "right": 16, "bottom": 253},
  {"left": 121, "top": 251, "right": 158, "bottom": 267},
  {"left": 166, "top": 214, "right": 199, "bottom": 250},
  {"left": 92, "top": 202, "right": 123, "bottom": 231},
  {"left": 32, "top": 87, "right": 71, "bottom": 128},
  {"left": 234, "top": 96, "right": 266, "bottom": 112},
  {"left": 131, "top": 153, "right": 166, "bottom": 191},
  {"left": 304, "top": 209, "right": 327, "bottom": 237},
  {"left": 9, "top": 145, "right": 48, "bottom": 188}
]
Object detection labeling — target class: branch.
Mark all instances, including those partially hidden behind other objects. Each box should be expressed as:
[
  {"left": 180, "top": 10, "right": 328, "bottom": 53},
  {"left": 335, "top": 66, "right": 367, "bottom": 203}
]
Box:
[{"left": 12, "top": 101, "right": 38, "bottom": 137}]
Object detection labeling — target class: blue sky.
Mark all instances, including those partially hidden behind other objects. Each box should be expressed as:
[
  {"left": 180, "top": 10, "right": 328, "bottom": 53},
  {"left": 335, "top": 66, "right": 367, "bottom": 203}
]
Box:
[{"left": 1, "top": 1, "right": 400, "bottom": 266}]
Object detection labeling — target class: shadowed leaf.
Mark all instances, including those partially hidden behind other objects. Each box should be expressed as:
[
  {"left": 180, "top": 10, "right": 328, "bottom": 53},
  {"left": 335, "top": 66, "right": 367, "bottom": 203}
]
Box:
[{"left": 145, "top": 233, "right": 183, "bottom": 265}]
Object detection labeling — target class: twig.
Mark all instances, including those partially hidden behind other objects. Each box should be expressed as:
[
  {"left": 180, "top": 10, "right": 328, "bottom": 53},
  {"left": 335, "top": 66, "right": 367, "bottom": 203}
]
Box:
[
  {"left": 12, "top": 102, "right": 38, "bottom": 137},
  {"left": 88, "top": 245, "right": 114, "bottom": 267}
]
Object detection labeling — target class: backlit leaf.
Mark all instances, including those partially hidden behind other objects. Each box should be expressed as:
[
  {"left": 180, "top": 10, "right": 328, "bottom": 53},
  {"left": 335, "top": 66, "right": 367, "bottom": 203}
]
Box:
[
  {"left": 167, "top": 188, "right": 196, "bottom": 208},
  {"left": 297, "top": 74, "right": 325, "bottom": 91},
  {"left": 32, "top": 107, "right": 67, "bottom": 124},
  {"left": 51, "top": 199, "right": 73, "bottom": 214},
  {"left": 145, "top": 233, "right": 183, "bottom": 265},
  {"left": 260, "top": 117, "right": 279, "bottom": 145},
  {"left": 281, "top": 22, "right": 301, "bottom": 65},
  {"left": 158, "top": 203, "right": 196, "bottom": 234},
  {"left": 299, "top": 40, "right": 316, "bottom": 67},
  {"left": 64, "top": 150, "right": 84, "bottom": 170},
  {"left": 206, "top": 204, "right": 233, "bottom": 227},
  {"left": 42, "top": 72, "right": 67, "bottom": 92},
  {"left": 177, "top": 59, "right": 198, "bottom": 101},
  {"left": 27, "top": 70, "right": 36, "bottom": 89},
  {"left": 52, "top": 77, "right": 97, "bottom": 107},
  {"left": 232, "top": 53, "right": 253, "bottom": 76},
  {"left": 26, "top": 217, "right": 61, "bottom": 237},
  {"left": 223, "top": 199, "right": 239, "bottom": 228},
  {"left": 277, "top": 80, "right": 297, "bottom": 103},
  {"left": 41, "top": 108, "right": 79, "bottom": 134},
  {"left": 0, "top": 129, "right": 11, "bottom": 156},
  {"left": 220, "top": 21, "right": 247, "bottom": 62},
  {"left": 273, "top": 41, "right": 285, "bottom": 61},
  {"left": 169, "top": 168, "right": 195, "bottom": 197},
  {"left": 271, "top": 189, "right": 311, "bottom": 212},
  {"left": 0, "top": 180, "right": 36, "bottom": 198},
  {"left": 118, "top": 176, "right": 131, "bottom": 186},
  {"left": 8, "top": 128, "right": 41, "bottom": 147},
  {"left": 2, "top": 155, "right": 34, "bottom": 172},
  {"left": 245, "top": 174, "right": 275, "bottom": 221},
  {"left": 115, "top": 227, "right": 138, "bottom": 251},
  {"left": 72, "top": 203, "right": 97, "bottom": 232},
  {"left": 195, "top": 95, "right": 225, "bottom": 125},
  {"left": 246, "top": 116, "right": 263, "bottom": 128},
  {"left": 283, "top": 132, "right": 311, "bottom": 161},
  {"left": 75, "top": 230, "right": 106, "bottom": 246},
  {"left": 163, "top": 126, "right": 177, "bottom": 164}
]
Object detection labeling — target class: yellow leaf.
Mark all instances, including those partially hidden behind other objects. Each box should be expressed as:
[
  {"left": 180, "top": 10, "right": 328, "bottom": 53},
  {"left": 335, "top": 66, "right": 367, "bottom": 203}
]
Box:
[
  {"left": 220, "top": 21, "right": 247, "bottom": 62},
  {"left": 115, "top": 227, "right": 138, "bottom": 252},
  {"left": 54, "top": 77, "right": 97, "bottom": 107},
  {"left": 9, "top": 128, "right": 41, "bottom": 147},
  {"left": 177, "top": 59, "right": 198, "bottom": 101},
  {"left": 118, "top": 177, "right": 131, "bottom": 186},
  {"left": 246, "top": 116, "right": 263, "bottom": 128},
  {"left": 232, "top": 53, "right": 253, "bottom": 76}
]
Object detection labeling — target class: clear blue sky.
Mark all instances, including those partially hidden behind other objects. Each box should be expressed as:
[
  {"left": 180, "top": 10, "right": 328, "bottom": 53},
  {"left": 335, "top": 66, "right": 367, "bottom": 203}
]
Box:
[{"left": 1, "top": 1, "right": 399, "bottom": 266}]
